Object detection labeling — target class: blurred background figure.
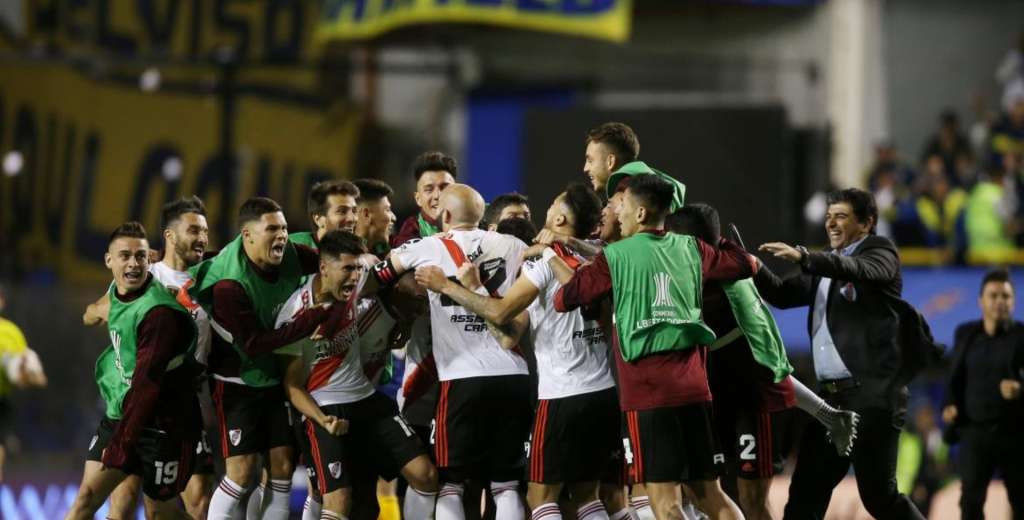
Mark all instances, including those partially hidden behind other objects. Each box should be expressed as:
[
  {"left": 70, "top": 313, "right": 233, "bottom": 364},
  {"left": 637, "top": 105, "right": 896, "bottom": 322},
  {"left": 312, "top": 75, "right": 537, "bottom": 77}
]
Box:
[
  {"left": 943, "top": 269, "right": 1024, "bottom": 520},
  {"left": 0, "top": 284, "right": 48, "bottom": 483},
  {"left": 920, "top": 111, "right": 973, "bottom": 188},
  {"left": 896, "top": 402, "right": 952, "bottom": 517}
]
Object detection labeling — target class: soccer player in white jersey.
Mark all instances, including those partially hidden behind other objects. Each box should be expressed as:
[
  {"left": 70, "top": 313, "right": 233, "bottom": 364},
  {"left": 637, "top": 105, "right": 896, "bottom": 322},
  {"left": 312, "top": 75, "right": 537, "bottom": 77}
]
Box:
[
  {"left": 371, "top": 184, "right": 533, "bottom": 520},
  {"left": 81, "top": 195, "right": 216, "bottom": 519},
  {"left": 276, "top": 230, "right": 438, "bottom": 520},
  {"left": 417, "top": 183, "right": 627, "bottom": 520}
]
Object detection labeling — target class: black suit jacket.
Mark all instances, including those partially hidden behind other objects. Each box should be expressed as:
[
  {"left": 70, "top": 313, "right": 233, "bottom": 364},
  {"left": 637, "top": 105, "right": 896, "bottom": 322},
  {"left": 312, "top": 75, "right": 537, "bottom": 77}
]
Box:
[{"left": 755, "top": 234, "right": 907, "bottom": 410}]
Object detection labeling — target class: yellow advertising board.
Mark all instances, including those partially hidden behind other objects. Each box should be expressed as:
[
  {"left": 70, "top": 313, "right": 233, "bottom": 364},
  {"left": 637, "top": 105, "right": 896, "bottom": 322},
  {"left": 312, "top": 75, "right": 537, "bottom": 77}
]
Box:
[
  {"left": 0, "top": 62, "right": 363, "bottom": 284},
  {"left": 317, "top": 0, "right": 633, "bottom": 43}
]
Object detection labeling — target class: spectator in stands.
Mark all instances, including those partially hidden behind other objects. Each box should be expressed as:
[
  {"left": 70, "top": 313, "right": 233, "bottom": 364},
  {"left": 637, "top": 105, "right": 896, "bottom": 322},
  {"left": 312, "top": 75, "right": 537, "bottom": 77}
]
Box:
[
  {"left": 965, "top": 159, "right": 1018, "bottom": 263},
  {"left": 867, "top": 140, "right": 916, "bottom": 191},
  {"left": 942, "top": 269, "right": 1024, "bottom": 519},
  {"left": 921, "top": 110, "right": 973, "bottom": 187},
  {"left": 996, "top": 33, "right": 1024, "bottom": 113},
  {"left": 990, "top": 82, "right": 1024, "bottom": 169},
  {"left": 896, "top": 403, "right": 951, "bottom": 516},
  {"left": 871, "top": 163, "right": 903, "bottom": 239},
  {"left": 892, "top": 157, "right": 967, "bottom": 250},
  {"left": 914, "top": 162, "right": 968, "bottom": 247}
]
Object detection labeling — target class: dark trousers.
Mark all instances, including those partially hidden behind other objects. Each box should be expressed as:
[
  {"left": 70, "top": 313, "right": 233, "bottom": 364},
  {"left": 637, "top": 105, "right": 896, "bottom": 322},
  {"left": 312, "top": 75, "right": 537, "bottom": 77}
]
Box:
[
  {"left": 958, "top": 424, "right": 1024, "bottom": 520},
  {"left": 783, "top": 406, "right": 924, "bottom": 520}
]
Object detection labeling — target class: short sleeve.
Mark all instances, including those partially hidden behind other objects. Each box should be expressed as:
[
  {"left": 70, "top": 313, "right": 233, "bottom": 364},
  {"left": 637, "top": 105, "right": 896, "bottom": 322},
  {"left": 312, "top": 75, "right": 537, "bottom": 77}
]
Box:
[
  {"left": 391, "top": 238, "right": 437, "bottom": 271},
  {"left": 521, "top": 258, "right": 551, "bottom": 292}
]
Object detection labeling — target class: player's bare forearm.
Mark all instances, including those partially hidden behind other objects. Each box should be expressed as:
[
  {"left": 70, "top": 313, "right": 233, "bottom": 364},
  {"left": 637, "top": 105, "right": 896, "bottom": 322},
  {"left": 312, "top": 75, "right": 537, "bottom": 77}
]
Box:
[
  {"left": 440, "top": 282, "right": 509, "bottom": 324},
  {"left": 282, "top": 356, "right": 328, "bottom": 425},
  {"left": 488, "top": 311, "right": 528, "bottom": 349}
]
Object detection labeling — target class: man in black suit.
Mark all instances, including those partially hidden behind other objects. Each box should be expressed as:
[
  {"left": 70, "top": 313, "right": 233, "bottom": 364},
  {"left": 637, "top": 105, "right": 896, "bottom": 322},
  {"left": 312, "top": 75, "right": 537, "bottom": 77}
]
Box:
[
  {"left": 943, "top": 268, "right": 1024, "bottom": 520},
  {"left": 755, "top": 188, "right": 925, "bottom": 520}
]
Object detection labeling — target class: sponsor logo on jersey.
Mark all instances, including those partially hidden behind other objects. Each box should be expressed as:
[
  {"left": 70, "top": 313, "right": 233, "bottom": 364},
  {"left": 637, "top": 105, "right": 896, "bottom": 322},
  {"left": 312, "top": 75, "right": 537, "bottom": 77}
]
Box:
[
  {"left": 313, "top": 324, "right": 359, "bottom": 362},
  {"left": 229, "top": 429, "right": 242, "bottom": 447},
  {"left": 329, "top": 461, "right": 343, "bottom": 479}
]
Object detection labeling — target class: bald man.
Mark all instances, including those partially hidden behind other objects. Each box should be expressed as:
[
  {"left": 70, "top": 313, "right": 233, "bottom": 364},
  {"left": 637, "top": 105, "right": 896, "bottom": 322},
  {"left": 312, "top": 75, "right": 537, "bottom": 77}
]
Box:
[{"left": 370, "top": 184, "right": 532, "bottom": 520}]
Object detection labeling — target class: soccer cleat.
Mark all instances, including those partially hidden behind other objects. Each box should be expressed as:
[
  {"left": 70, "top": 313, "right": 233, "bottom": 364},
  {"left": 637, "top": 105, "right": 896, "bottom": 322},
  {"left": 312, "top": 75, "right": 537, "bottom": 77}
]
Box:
[{"left": 825, "top": 409, "right": 860, "bottom": 456}]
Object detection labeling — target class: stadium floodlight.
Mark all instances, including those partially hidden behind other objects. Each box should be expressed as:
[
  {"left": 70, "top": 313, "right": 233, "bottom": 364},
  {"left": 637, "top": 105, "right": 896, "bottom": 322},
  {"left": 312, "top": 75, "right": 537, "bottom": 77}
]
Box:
[
  {"left": 2, "top": 151, "right": 23, "bottom": 177},
  {"left": 139, "top": 67, "right": 162, "bottom": 92},
  {"left": 162, "top": 156, "right": 184, "bottom": 182}
]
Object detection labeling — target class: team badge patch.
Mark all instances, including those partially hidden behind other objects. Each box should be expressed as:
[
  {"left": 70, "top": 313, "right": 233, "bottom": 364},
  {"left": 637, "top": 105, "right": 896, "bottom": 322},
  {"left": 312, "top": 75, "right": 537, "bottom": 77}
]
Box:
[
  {"left": 329, "top": 461, "right": 343, "bottom": 479},
  {"left": 229, "top": 429, "right": 242, "bottom": 446}
]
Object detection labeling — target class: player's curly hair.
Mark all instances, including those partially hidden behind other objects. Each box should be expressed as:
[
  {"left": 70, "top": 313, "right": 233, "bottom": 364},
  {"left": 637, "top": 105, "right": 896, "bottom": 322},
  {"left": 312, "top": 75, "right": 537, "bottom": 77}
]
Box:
[{"left": 562, "top": 183, "right": 603, "bottom": 239}]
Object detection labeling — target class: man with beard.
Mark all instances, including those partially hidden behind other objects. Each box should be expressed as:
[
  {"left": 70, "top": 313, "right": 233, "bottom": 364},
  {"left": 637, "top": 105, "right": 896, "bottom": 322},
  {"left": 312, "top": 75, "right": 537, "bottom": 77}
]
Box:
[
  {"left": 291, "top": 180, "right": 361, "bottom": 248},
  {"left": 66, "top": 222, "right": 201, "bottom": 520},
  {"left": 190, "top": 197, "right": 350, "bottom": 520},
  {"left": 82, "top": 196, "right": 217, "bottom": 519}
]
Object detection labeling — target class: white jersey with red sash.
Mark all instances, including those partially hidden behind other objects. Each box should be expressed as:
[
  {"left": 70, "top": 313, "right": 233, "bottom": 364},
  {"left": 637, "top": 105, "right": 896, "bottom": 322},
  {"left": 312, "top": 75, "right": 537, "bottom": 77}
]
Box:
[
  {"left": 274, "top": 276, "right": 374, "bottom": 406},
  {"left": 522, "top": 244, "right": 615, "bottom": 400},
  {"left": 391, "top": 229, "right": 529, "bottom": 381}
]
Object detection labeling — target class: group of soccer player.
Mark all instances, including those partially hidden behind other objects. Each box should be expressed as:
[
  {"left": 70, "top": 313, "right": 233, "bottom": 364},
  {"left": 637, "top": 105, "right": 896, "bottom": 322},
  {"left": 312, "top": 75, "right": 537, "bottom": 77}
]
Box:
[{"left": 63, "top": 122, "right": 862, "bottom": 520}]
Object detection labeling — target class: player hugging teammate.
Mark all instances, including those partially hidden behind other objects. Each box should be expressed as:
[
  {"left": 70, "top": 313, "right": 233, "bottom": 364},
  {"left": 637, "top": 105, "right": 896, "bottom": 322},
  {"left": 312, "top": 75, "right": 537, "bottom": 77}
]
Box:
[{"left": 70, "top": 127, "right": 860, "bottom": 520}]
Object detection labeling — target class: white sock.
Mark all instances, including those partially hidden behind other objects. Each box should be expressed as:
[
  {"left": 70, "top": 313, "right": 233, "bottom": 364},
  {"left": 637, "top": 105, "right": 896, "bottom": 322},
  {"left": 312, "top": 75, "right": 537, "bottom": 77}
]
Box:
[
  {"left": 320, "top": 509, "right": 349, "bottom": 520},
  {"left": 245, "top": 484, "right": 264, "bottom": 519},
  {"left": 630, "top": 496, "right": 655, "bottom": 520},
  {"left": 609, "top": 508, "right": 636, "bottom": 520},
  {"left": 681, "top": 502, "right": 702, "bottom": 520},
  {"left": 260, "top": 478, "right": 292, "bottom": 520},
  {"left": 490, "top": 481, "right": 524, "bottom": 520},
  {"left": 405, "top": 485, "right": 438, "bottom": 519},
  {"left": 790, "top": 375, "right": 843, "bottom": 427},
  {"left": 436, "top": 482, "right": 466, "bottom": 520},
  {"left": 209, "top": 476, "right": 249, "bottom": 520},
  {"left": 303, "top": 495, "right": 323, "bottom": 520},
  {"left": 577, "top": 499, "right": 610, "bottom": 520},
  {"left": 531, "top": 502, "right": 563, "bottom": 520}
]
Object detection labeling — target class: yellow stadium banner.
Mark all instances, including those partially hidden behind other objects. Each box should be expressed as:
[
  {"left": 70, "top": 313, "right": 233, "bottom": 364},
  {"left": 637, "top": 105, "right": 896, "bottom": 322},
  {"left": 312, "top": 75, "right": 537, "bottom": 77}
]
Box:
[
  {"left": 316, "top": 0, "right": 633, "bottom": 43},
  {"left": 0, "top": 62, "right": 363, "bottom": 285}
]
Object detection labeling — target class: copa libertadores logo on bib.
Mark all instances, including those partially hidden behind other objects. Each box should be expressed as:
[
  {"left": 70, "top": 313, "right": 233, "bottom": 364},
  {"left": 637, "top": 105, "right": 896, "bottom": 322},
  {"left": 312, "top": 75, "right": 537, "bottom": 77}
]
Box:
[{"left": 652, "top": 272, "right": 673, "bottom": 307}]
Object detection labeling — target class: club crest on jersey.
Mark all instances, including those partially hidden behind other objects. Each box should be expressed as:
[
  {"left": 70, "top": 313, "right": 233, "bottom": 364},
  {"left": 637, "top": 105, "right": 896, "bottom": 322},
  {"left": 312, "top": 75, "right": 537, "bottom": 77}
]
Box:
[
  {"left": 652, "top": 272, "right": 673, "bottom": 307},
  {"left": 229, "top": 429, "right": 242, "bottom": 446},
  {"left": 329, "top": 461, "right": 343, "bottom": 479}
]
